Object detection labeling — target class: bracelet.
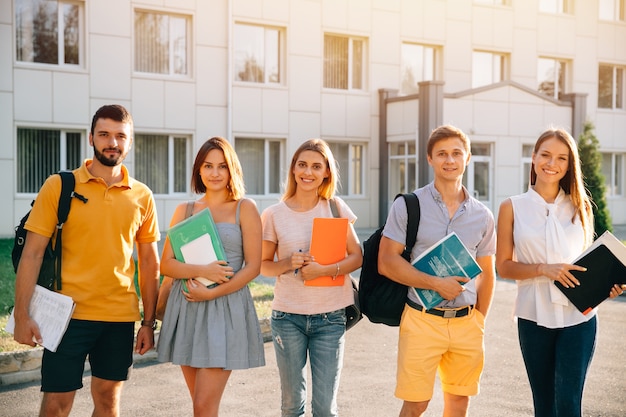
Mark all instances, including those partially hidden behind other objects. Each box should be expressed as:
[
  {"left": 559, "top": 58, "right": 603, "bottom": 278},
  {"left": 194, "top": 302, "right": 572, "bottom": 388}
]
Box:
[{"left": 332, "top": 263, "right": 340, "bottom": 280}]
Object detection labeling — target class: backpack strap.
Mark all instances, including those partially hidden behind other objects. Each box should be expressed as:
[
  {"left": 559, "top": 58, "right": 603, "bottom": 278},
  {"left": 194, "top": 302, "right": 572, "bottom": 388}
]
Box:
[
  {"left": 52, "top": 171, "right": 77, "bottom": 290},
  {"left": 329, "top": 198, "right": 340, "bottom": 218},
  {"left": 397, "top": 193, "right": 420, "bottom": 260}
]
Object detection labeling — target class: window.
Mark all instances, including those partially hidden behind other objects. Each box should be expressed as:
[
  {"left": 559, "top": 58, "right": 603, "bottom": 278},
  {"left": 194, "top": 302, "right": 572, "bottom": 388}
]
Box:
[
  {"left": 16, "top": 0, "right": 83, "bottom": 66},
  {"left": 234, "top": 23, "right": 283, "bottom": 84},
  {"left": 598, "top": 65, "right": 625, "bottom": 109},
  {"left": 389, "top": 141, "right": 417, "bottom": 194},
  {"left": 17, "top": 128, "right": 82, "bottom": 193},
  {"left": 324, "top": 34, "right": 366, "bottom": 90},
  {"left": 599, "top": 0, "right": 625, "bottom": 21},
  {"left": 522, "top": 144, "right": 534, "bottom": 193},
  {"left": 327, "top": 142, "right": 364, "bottom": 195},
  {"left": 235, "top": 138, "right": 284, "bottom": 195},
  {"left": 401, "top": 43, "right": 436, "bottom": 94},
  {"left": 463, "top": 143, "right": 492, "bottom": 208},
  {"left": 539, "top": 0, "right": 574, "bottom": 14},
  {"left": 474, "top": 0, "right": 509, "bottom": 5},
  {"left": 134, "top": 134, "right": 188, "bottom": 194},
  {"left": 134, "top": 10, "right": 189, "bottom": 75},
  {"left": 602, "top": 153, "right": 624, "bottom": 197},
  {"left": 472, "top": 51, "right": 507, "bottom": 88},
  {"left": 538, "top": 58, "right": 567, "bottom": 99}
]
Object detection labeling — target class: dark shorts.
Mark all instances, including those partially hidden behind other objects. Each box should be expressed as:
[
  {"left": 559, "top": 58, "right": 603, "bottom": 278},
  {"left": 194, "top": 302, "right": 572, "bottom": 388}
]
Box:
[{"left": 41, "top": 319, "right": 134, "bottom": 392}]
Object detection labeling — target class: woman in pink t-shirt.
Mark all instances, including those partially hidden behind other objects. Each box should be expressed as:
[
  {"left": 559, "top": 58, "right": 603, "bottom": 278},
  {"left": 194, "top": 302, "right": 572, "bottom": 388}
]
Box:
[{"left": 261, "top": 139, "right": 362, "bottom": 417}]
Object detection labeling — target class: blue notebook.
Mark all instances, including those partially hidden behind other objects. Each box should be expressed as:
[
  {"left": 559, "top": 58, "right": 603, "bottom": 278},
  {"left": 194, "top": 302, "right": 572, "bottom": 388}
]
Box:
[{"left": 411, "top": 232, "right": 482, "bottom": 309}]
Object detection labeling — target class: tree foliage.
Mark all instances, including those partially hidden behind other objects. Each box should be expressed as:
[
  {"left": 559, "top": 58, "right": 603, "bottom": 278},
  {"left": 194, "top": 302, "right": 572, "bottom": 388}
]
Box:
[{"left": 578, "top": 121, "right": 612, "bottom": 237}]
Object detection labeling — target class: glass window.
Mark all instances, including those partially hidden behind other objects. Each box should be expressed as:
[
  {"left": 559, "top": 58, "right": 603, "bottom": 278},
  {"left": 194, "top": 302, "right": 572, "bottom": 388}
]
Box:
[
  {"left": 539, "top": 0, "right": 574, "bottom": 13},
  {"left": 602, "top": 153, "right": 624, "bottom": 197},
  {"left": 599, "top": 0, "right": 625, "bottom": 21},
  {"left": 522, "top": 144, "right": 534, "bottom": 192},
  {"left": 235, "top": 138, "right": 284, "bottom": 195},
  {"left": 324, "top": 34, "right": 367, "bottom": 90},
  {"left": 598, "top": 65, "right": 625, "bottom": 109},
  {"left": 472, "top": 51, "right": 506, "bottom": 88},
  {"left": 463, "top": 144, "right": 492, "bottom": 206},
  {"left": 234, "top": 23, "right": 283, "bottom": 84},
  {"left": 16, "top": 0, "right": 82, "bottom": 66},
  {"left": 327, "top": 142, "right": 364, "bottom": 196},
  {"left": 389, "top": 141, "right": 417, "bottom": 194},
  {"left": 538, "top": 58, "right": 567, "bottom": 99},
  {"left": 134, "top": 134, "right": 189, "bottom": 194},
  {"left": 401, "top": 43, "right": 436, "bottom": 94},
  {"left": 17, "top": 128, "right": 83, "bottom": 193},
  {"left": 134, "top": 11, "right": 189, "bottom": 75}
]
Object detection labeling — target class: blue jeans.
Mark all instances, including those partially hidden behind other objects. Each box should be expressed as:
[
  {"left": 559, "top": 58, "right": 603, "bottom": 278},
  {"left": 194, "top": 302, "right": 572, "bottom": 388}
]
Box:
[
  {"left": 518, "top": 317, "right": 597, "bottom": 417},
  {"left": 271, "top": 309, "right": 346, "bottom": 417}
]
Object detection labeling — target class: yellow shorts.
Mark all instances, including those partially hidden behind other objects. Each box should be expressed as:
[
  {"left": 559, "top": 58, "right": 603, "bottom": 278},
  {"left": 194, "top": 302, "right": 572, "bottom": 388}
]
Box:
[{"left": 395, "top": 304, "right": 486, "bottom": 402}]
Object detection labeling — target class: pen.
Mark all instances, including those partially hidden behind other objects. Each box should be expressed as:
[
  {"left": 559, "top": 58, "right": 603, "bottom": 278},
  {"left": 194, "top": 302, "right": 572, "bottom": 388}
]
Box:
[{"left": 294, "top": 249, "right": 303, "bottom": 276}]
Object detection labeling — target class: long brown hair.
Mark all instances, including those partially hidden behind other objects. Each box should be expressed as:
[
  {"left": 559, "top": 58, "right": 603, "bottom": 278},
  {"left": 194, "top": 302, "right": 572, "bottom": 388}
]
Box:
[
  {"left": 191, "top": 137, "right": 245, "bottom": 200},
  {"left": 282, "top": 139, "right": 339, "bottom": 201},
  {"left": 530, "top": 128, "right": 594, "bottom": 244}
]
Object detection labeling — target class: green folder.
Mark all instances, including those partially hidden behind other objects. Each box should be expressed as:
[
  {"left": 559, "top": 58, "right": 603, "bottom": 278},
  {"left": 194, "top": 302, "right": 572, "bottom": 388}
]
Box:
[{"left": 167, "top": 208, "right": 227, "bottom": 289}]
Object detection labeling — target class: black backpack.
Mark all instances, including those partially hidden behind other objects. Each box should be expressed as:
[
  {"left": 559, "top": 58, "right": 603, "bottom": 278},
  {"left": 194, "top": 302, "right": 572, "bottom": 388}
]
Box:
[
  {"left": 12, "top": 171, "right": 85, "bottom": 291},
  {"left": 358, "top": 193, "right": 420, "bottom": 326}
]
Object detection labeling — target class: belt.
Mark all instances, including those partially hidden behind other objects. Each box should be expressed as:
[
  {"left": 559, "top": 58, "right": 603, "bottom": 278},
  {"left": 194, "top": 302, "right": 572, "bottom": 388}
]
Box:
[{"left": 406, "top": 298, "right": 473, "bottom": 318}]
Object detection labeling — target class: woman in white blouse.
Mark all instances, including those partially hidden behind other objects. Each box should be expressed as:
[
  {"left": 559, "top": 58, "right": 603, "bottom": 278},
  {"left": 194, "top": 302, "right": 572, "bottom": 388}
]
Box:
[{"left": 495, "top": 128, "right": 623, "bottom": 417}]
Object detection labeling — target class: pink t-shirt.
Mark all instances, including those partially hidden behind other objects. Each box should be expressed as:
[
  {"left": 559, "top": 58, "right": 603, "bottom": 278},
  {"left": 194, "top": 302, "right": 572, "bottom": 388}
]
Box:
[{"left": 261, "top": 198, "right": 356, "bottom": 315}]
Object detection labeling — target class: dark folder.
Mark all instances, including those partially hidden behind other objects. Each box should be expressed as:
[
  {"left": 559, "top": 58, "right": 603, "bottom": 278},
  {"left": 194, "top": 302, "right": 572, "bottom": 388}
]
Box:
[{"left": 555, "top": 235, "right": 626, "bottom": 315}]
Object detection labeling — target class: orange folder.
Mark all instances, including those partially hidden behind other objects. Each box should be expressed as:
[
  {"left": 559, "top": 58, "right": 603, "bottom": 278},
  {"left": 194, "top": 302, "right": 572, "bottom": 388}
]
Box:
[{"left": 304, "top": 217, "right": 349, "bottom": 287}]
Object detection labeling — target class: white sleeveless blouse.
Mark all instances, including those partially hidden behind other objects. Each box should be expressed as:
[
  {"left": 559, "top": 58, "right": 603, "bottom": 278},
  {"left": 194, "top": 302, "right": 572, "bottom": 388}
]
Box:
[{"left": 511, "top": 188, "right": 596, "bottom": 328}]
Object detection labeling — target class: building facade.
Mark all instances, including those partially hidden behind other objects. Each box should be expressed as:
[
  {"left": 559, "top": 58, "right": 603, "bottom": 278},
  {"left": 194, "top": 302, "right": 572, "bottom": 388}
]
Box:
[{"left": 1, "top": 0, "right": 625, "bottom": 236}]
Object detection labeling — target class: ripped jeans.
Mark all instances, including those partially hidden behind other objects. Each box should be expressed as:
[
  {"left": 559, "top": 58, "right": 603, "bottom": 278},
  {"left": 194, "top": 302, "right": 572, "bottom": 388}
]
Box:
[{"left": 271, "top": 309, "right": 346, "bottom": 417}]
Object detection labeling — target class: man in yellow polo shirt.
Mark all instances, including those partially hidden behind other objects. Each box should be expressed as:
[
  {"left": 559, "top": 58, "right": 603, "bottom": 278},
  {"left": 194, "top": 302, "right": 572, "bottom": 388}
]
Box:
[{"left": 13, "top": 104, "right": 161, "bottom": 417}]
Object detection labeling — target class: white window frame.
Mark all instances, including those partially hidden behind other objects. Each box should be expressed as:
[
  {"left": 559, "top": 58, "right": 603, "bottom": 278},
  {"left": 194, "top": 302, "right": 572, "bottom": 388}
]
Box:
[
  {"left": 234, "top": 138, "right": 285, "bottom": 196},
  {"left": 323, "top": 33, "right": 367, "bottom": 91},
  {"left": 598, "top": 64, "right": 625, "bottom": 110},
  {"left": 599, "top": 0, "right": 625, "bottom": 21},
  {"left": 133, "top": 9, "right": 191, "bottom": 77},
  {"left": 16, "top": 127, "right": 84, "bottom": 194},
  {"left": 537, "top": 57, "right": 568, "bottom": 100},
  {"left": 539, "top": 0, "right": 574, "bottom": 14},
  {"left": 233, "top": 22, "right": 284, "bottom": 85},
  {"left": 15, "top": 0, "right": 84, "bottom": 67},
  {"left": 602, "top": 153, "right": 624, "bottom": 197},
  {"left": 463, "top": 143, "right": 493, "bottom": 210},
  {"left": 401, "top": 43, "right": 437, "bottom": 95},
  {"left": 389, "top": 140, "right": 418, "bottom": 195},
  {"left": 134, "top": 134, "right": 190, "bottom": 195},
  {"left": 327, "top": 142, "right": 365, "bottom": 196},
  {"left": 472, "top": 51, "right": 507, "bottom": 88},
  {"left": 522, "top": 144, "right": 534, "bottom": 193},
  {"left": 474, "top": 0, "right": 510, "bottom": 6}
]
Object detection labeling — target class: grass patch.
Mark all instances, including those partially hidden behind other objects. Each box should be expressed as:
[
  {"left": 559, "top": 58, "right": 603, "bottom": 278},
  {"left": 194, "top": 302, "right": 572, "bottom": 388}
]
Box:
[{"left": 0, "top": 238, "right": 274, "bottom": 352}]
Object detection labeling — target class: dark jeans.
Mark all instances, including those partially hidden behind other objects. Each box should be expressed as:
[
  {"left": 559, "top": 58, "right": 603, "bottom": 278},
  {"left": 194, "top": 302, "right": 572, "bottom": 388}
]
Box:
[{"left": 517, "top": 316, "right": 597, "bottom": 417}]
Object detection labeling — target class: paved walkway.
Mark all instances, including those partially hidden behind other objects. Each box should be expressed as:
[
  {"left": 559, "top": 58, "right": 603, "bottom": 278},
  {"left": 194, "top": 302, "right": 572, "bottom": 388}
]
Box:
[{"left": 1, "top": 279, "right": 625, "bottom": 416}]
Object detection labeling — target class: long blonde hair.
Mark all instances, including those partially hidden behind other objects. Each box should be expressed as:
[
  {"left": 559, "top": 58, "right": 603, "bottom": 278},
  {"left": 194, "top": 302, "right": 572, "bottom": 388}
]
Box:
[
  {"left": 530, "top": 128, "right": 594, "bottom": 245},
  {"left": 282, "top": 139, "right": 339, "bottom": 201}
]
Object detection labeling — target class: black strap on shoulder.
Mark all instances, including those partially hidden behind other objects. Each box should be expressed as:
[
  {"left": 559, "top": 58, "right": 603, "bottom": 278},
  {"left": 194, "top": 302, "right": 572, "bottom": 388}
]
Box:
[
  {"left": 52, "top": 171, "right": 80, "bottom": 290},
  {"left": 57, "top": 171, "right": 76, "bottom": 225},
  {"left": 396, "top": 193, "right": 420, "bottom": 260}
]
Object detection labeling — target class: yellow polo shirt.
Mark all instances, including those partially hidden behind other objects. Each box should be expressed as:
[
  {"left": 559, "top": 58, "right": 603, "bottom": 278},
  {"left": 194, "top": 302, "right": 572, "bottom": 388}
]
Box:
[{"left": 25, "top": 160, "right": 160, "bottom": 321}]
